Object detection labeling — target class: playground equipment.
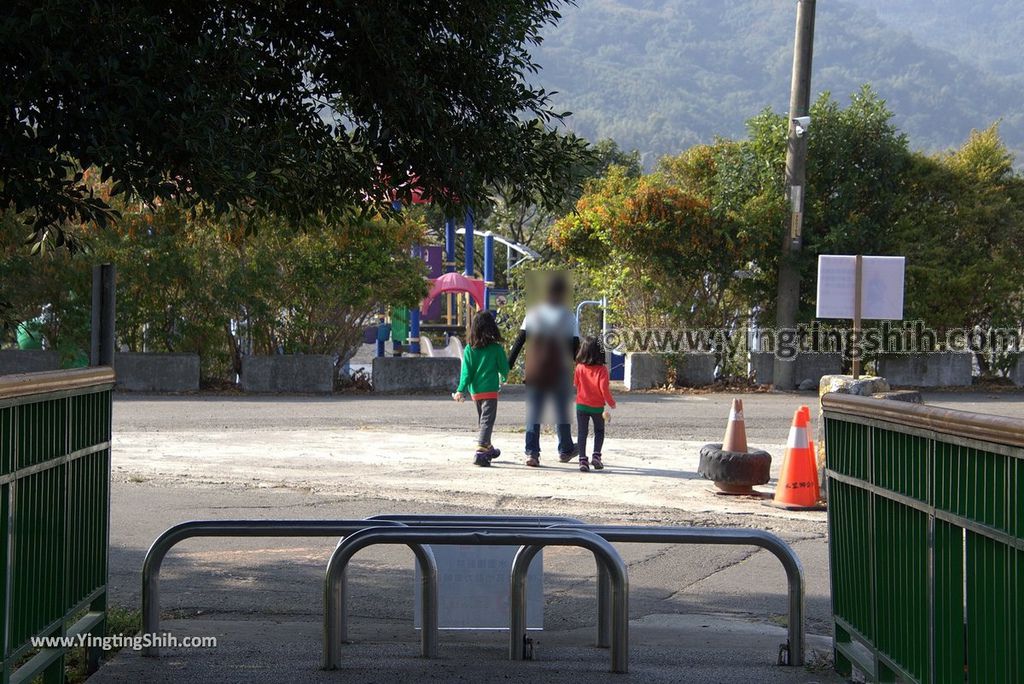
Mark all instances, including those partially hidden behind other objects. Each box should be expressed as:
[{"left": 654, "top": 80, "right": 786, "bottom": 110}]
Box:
[
  {"left": 418, "top": 335, "right": 463, "bottom": 359},
  {"left": 377, "top": 206, "right": 539, "bottom": 358},
  {"left": 141, "top": 515, "right": 806, "bottom": 670}
]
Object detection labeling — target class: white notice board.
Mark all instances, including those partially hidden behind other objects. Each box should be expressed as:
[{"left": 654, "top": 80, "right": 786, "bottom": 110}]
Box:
[
  {"left": 414, "top": 545, "right": 544, "bottom": 630},
  {"left": 816, "top": 255, "right": 905, "bottom": 320}
]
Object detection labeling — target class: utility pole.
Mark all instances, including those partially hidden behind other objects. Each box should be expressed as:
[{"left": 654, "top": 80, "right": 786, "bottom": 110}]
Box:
[{"left": 773, "top": 0, "right": 816, "bottom": 390}]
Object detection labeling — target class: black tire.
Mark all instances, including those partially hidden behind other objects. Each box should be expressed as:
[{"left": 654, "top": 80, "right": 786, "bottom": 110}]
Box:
[{"left": 698, "top": 443, "right": 771, "bottom": 486}]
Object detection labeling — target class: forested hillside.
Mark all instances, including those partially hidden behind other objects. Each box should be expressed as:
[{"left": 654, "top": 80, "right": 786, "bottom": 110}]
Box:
[
  {"left": 533, "top": 0, "right": 1024, "bottom": 163},
  {"left": 851, "top": 0, "right": 1023, "bottom": 77}
]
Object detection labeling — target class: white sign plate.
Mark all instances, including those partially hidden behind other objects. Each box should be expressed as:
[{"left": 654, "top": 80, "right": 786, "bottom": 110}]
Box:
[
  {"left": 816, "top": 255, "right": 905, "bottom": 320},
  {"left": 414, "top": 545, "right": 543, "bottom": 630}
]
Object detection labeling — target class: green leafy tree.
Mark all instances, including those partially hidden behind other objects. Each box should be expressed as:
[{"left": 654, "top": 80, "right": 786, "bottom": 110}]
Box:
[{"left": 1, "top": 1, "right": 589, "bottom": 250}]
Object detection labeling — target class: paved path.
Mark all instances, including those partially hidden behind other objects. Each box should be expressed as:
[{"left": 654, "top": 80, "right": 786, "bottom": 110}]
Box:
[{"left": 95, "top": 389, "right": 1024, "bottom": 682}]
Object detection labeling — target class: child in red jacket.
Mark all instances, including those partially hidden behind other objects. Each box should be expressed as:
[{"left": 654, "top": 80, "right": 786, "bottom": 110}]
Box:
[{"left": 573, "top": 337, "right": 615, "bottom": 472}]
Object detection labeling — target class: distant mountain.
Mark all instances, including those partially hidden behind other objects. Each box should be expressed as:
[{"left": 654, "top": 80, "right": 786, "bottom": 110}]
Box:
[
  {"left": 532, "top": 0, "right": 1024, "bottom": 164},
  {"left": 850, "top": 0, "right": 1023, "bottom": 77}
]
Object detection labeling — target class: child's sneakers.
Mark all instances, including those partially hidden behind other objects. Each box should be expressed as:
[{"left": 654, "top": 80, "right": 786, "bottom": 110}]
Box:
[
  {"left": 474, "top": 447, "right": 492, "bottom": 467},
  {"left": 591, "top": 452, "right": 604, "bottom": 470},
  {"left": 485, "top": 445, "right": 501, "bottom": 460},
  {"left": 578, "top": 454, "right": 590, "bottom": 472}
]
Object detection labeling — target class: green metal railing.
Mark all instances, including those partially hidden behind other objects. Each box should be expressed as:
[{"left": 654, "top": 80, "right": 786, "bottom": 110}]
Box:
[
  {"left": 823, "top": 393, "right": 1024, "bottom": 683},
  {"left": 0, "top": 368, "right": 114, "bottom": 683}
]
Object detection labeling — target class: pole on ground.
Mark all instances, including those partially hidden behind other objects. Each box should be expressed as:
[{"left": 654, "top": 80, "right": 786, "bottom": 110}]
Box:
[
  {"left": 483, "top": 232, "right": 495, "bottom": 312},
  {"left": 410, "top": 245, "right": 422, "bottom": 355},
  {"left": 90, "top": 264, "right": 116, "bottom": 367},
  {"left": 463, "top": 208, "right": 475, "bottom": 277},
  {"left": 852, "top": 255, "right": 863, "bottom": 379},
  {"left": 772, "top": 0, "right": 816, "bottom": 390}
]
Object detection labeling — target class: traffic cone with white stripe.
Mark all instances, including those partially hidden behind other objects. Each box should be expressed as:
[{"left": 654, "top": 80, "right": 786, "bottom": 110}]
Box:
[
  {"left": 722, "top": 398, "right": 748, "bottom": 453},
  {"left": 768, "top": 407, "right": 822, "bottom": 510}
]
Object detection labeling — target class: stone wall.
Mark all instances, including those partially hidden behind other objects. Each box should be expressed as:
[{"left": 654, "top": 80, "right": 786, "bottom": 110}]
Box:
[
  {"left": 624, "top": 353, "right": 715, "bottom": 390},
  {"left": 0, "top": 350, "right": 61, "bottom": 376},
  {"left": 876, "top": 352, "right": 973, "bottom": 387},
  {"left": 372, "top": 356, "right": 461, "bottom": 393},
  {"left": 750, "top": 352, "right": 843, "bottom": 388},
  {"left": 241, "top": 354, "right": 336, "bottom": 393},
  {"left": 114, "top": 352, "right": 200, "bottom": 392},
  {"left": 1011, "top": 354, "right": 1024, "bottom": 387}
]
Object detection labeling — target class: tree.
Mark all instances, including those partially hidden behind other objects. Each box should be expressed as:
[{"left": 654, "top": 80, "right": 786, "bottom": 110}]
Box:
[
  {"left": 480, "top": 137, "right": 639, "bottom": 268},
  {"left": 549, "top": 163, "right": 759, "bottom": 333},
  {"left": 894, "top": 126, "right": 1024, "bottom": 371},
  {"left": 1, "top": 1, "right": 589, "bottom": 249}
]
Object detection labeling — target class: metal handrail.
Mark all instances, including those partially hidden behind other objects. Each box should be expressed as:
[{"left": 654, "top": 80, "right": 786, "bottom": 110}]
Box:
[
  {"left": 323, "top": 526, "right": 630, "bottom": 673},
  {"left": 549, "top": 525, "right": 806, "bottom": 666},
  {"left": 141, "top": 518, "right": 805, "bottom": 668},
  {"left": 141, "top": 519, "right": 407, "bottom": 656},
  {"left": 140, "top": 516, "right": 598, "bottom": 657},
  {"left": 0, "top": 366, "right": 115, "bottom": 401},
  {"left": 823, "top": 391, "right": 1024, "bottom": 449}
]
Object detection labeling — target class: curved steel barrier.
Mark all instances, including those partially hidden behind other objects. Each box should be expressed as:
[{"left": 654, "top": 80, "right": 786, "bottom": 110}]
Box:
[
  {"left": 141, "top": 519, "right": 408, "bottom": 656},
  {"left": 324, "top": 526, "right": 630, "bottom": 673},
  {"left": 365, "top": 513, "right": 615, "bottom": 647},
  {"left": 142, "top": 517, "right": 805, "bottom": 669},
  {"left": 550, "top": 525, "right": 806, "bottom": 666}
]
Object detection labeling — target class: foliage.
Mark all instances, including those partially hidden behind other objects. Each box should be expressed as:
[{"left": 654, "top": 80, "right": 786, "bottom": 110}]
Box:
[
  {"left": 894, "top": 126, "right": 1024, "bottom": 339},
  {"left": 549, "top": 163, "right": 762, "bottom": 331},
  {"left": 1, "top": 204, "right": 427, "bottom": 381},
  {"left": 549, "top": 89, "right": 1024, "bottom": 377},
  {"left": 1, "top": 0, "right": 590, "bottom": 249}
]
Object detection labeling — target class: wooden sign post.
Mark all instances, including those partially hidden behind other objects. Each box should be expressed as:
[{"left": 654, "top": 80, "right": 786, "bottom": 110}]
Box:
[{"left": 817, "top": 255, "right": 905, "bottom": 378}]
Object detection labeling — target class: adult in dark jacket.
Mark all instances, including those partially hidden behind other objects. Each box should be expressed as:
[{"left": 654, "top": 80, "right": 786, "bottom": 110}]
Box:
[{"left": 507, "top": 274, "right": 579, "bottom": 467}]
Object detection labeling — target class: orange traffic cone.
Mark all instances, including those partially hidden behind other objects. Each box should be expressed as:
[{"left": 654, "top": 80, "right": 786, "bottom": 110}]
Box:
[
  {"left": 799, "top": 405, "right": 815, "bottom": 461},
  {"left": 723, "top": 398, "right": 748, "bottom": 453},
  {"left": 768, "top": 407, "right": 823, "bottom": 510}
]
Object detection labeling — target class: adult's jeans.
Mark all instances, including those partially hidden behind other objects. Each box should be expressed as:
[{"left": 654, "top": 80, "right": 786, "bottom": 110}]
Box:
[{"left": 524, "top": 381, "right": 575, "bottom": 457}]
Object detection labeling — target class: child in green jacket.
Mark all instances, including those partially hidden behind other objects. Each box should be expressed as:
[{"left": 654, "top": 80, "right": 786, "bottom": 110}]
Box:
[{"left": 452, "top": 311, "right": 509, "bottom": 467}]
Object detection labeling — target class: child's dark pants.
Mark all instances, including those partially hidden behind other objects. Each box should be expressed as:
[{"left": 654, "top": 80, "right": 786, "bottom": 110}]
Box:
[
  {"left": 476, "top": 398, "right": 498, "bottom": 447},
  {"left": 576, "top": 410, "right": 605, "bottom": 457}
]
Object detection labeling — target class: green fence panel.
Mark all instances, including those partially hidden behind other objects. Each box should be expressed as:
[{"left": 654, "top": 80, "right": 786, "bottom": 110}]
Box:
[
  {"left": 0, "top": 369, "right": 113, "bottom": 683},
  {"left": 824, "top": 393, "right": 1024, "bottom": 683}
]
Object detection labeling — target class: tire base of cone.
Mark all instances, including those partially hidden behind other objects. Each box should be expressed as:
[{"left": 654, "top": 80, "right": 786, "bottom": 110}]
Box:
[{"left": 698, "top": 399, "right": 772, "bottom": 496}]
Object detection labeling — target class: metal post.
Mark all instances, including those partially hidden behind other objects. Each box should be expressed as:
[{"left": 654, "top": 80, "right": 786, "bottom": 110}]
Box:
[
  {"left": 463, "top": 208, "right": 475, "bottom": 276},
  {"left": 375, "top": 312, "right": 386, "bottom": 358},
  {"left": 90, "top": 264, "right": 116, "bottom": 367},
  {"left": 324, "top": 527, "right": 629, "bottom": 673},
  {"left": 444, "top": 217, "right": 457, "bottom": 274},
  {"left": 552, "top": 524, "right": 806, "bottom": 666},
  {"left": 510, "top": 540, "right": 628, "bottom": 673},
  {"left": 409, "top": 246, "right": 422, "bottom": 355},
  {"left": 773, "top": 0, "right": 817, "bottom": 391},
  {"left": 326, "top": 541, "right": 438, "bottom": 666},
  {"left": 483, "top": 232, "right": 495, "bottom": 312},
  {"left": 597, "top": 562, "right": 612, "bottom": 648},
  {"left": 852, "top": 254, "right": 863, "bottom": 379},
  {"left": 141, "top": 519, "right": 405, "bottom": 656}
]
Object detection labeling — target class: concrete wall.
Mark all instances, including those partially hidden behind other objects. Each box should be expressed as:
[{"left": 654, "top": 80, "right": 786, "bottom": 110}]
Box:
[
  {"left": 372, "top": 356, "right": 460, "bottom": 393},
  {"left": 241, "top": 354, "right": 336, "bottom": 393},
  {"left": 751, "top": 352, "right": 843, "bottom": 387},
  {"left": 1013, "top": 354, "right": 1024, "bottom": 388},
  {"left": 0, "top": 350, "right": 62, "bottom": 376},
  {"left": 677, "top": 353, "right": 717, "bottom": 387},
  {"left": 876, "top": 352, "right": 974, "bottom": 387},
  {"left": 624, "top": 353, "right": 715, "bottom": 390},
  {"left": 114, "top": 352, "right": 199, "bottom": 392}
]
